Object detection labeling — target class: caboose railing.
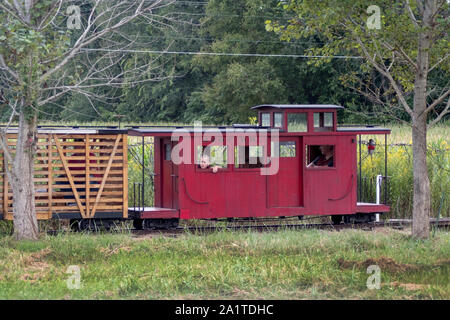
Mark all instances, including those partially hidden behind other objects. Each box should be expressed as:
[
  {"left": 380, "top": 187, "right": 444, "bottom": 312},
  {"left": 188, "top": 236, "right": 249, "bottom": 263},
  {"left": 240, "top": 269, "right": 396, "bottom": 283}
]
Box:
[
  {"left": 358, "top": 175, "right": 390, "bottom": 205},
  {"left": 132, "top": 182, "right": 144, "bottom": 211}
]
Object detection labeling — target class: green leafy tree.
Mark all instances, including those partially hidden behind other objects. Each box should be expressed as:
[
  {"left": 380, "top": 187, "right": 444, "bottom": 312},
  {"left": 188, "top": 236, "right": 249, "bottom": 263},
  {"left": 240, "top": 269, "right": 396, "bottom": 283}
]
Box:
[
  {"left": 0, "top": 0, "right": 175, "bottom": 240},
  {"left": 267, "top": 0, "right": 449, "bottom": 238},
  {"left": 193, "top": 0, "right": 371, "bottom": 124},
  {"left": 115, "top": 1, "right": 208, "bottom": 123}
]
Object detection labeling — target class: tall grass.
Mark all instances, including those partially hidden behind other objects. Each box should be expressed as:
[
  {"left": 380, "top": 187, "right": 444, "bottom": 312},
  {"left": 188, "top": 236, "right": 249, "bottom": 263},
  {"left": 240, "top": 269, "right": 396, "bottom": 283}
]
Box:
[
  {"left": 360, "top": 122, "right": 449, "bottom": 218},
  {"left": 0, "top": 230, "right": 448, "bottom": 299}
]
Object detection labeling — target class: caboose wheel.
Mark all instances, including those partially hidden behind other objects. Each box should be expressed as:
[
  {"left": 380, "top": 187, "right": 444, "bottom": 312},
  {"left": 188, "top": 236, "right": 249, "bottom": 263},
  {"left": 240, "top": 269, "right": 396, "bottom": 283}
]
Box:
[
  {"left": 331, "top": 215, "right": 342, "bottom": 225},
  {"left": 144, "top": 218, "right": 179, "bottom": 230}
]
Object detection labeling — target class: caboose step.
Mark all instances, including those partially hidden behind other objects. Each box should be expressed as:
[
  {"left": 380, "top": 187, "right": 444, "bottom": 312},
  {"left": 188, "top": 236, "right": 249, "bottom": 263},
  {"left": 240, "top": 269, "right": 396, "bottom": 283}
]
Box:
[
  {"left": 356, "top": 202, "right": 390, "bottom": 213},
  {"left": 128, "top": 207, "right": 179, "bottom": 219}
]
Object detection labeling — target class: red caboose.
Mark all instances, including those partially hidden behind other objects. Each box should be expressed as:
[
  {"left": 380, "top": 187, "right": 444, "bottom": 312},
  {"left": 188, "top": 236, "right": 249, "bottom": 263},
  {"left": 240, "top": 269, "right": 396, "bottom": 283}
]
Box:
[{"left": 129, "top": 104, "right": 390, "bottom": 227}]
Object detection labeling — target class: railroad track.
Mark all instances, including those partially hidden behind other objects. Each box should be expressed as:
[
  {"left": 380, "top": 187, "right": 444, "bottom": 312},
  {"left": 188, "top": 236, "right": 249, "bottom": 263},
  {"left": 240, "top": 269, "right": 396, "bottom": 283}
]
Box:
[{"left": 46, "top": 218, "right": 450, "bottom": 236}]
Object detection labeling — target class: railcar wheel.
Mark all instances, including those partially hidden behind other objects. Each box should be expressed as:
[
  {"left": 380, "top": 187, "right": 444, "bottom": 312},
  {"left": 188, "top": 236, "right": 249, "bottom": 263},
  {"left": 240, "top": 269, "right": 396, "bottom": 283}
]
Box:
[
  {"left": 144, "top": 218, "right": 179, "bottom": 230},
  {"left": 101, "top": 219, "right": 112, "bottom": 231},
  {"left": 331, "top": 215, "right": 343, "bottom": 225},
  {"left": 133, "top": 219, "right": 143, "bottom": 230},
  {"left": 79, "top": 219, "right": 91, "bottom": 231},
  {"left": 70, "top": 219, "right": 80, "bottom": 232},
  {"left": 79, "top": 219, "right": 101, "bottom": 232},
  {"left": 344, "top": 213, "right": 376, "bottom": 224}
]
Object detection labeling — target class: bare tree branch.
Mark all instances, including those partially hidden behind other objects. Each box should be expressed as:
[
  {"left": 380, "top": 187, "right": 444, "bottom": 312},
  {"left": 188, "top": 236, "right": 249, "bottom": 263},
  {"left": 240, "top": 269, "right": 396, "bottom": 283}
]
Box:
[
  {"left": 425, "top": 88, "right": 450, "bottom": 113},
  {"left": 355, "top": 36, "right": 414, "bottom": 116},
  {"left": 428, "top": 96, "right": 450, "bottom": 127}
]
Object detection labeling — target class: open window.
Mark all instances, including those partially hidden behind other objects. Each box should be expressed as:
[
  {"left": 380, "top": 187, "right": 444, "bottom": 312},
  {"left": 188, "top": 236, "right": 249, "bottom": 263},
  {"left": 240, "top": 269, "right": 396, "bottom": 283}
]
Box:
[
  {"left": 235, "top": 145, "right": 265, "bottom": 169},
  {"left": 287, "top": 113, "right": 307, "bottom": 132},
  {"left": 306, "top": 145, "right": 335, "bottom": 168},
  {"left": 196, "top": 145, "right": 228, "bottom": 172},
  {"left": 271, "top": 140, "right": 296, "bottom": 158},
  {"left": 313, "top": 112, "right": 334, "bottom": 132}
]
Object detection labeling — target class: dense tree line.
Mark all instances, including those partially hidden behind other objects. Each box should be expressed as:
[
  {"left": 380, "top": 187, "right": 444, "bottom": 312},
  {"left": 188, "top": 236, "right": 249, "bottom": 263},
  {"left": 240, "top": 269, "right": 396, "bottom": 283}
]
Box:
[{"left": 3, "top": 0, "right": 444, "bottom": 125}]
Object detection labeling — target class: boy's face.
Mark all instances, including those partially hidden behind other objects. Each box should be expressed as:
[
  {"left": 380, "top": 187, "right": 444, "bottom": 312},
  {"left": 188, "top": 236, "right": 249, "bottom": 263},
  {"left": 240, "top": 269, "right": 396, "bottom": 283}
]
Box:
[
  {"left": 200, "top": 156, "right": 210, "bottom": 169},
  {"left": 319, "top": 145, "right": 332, "bottom": 155}
]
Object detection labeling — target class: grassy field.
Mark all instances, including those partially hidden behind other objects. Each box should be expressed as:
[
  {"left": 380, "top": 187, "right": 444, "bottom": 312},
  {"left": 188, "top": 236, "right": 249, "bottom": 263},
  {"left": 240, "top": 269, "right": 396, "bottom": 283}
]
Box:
[{"left": 0, "top": 229, "right": 448, "bottom": 300}]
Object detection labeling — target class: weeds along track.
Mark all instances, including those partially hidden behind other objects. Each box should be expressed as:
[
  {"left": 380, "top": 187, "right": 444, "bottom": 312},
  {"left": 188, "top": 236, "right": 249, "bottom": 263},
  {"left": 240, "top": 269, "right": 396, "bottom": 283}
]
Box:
[
  {"left": 45, "top": 217, "right": 450, "bottom": 236},
  {"left": 131, "top": 219, "right": 450, "bottom": 237}
]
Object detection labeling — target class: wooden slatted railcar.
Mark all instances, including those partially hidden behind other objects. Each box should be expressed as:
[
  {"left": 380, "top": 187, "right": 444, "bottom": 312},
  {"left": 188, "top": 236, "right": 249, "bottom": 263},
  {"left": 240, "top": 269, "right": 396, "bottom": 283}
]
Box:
[{"left": 0, "top": 129, "right": 128, "bottom": 222}]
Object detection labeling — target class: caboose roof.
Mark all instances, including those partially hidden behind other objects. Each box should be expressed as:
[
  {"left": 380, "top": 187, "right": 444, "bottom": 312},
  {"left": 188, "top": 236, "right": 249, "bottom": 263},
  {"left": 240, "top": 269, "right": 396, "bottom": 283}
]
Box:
[
  {"left": 1, "top": 127, "right": 128, "bottom": 134},
  {"left": 128, "top": 125, "right": 274, "bottom": 136},
  {"left": 251, "top": 104, "right": 344, "bottom": 110}
]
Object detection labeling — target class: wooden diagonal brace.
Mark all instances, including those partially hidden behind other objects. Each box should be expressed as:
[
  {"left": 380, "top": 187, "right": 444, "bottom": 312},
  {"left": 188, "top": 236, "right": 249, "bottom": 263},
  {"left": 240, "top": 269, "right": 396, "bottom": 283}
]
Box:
[
  {"left": 53, "top": 135, "right": 86, "bottom": 218},
  {"left": 90, "top": 135, "right": 121, "bottom": 218}
]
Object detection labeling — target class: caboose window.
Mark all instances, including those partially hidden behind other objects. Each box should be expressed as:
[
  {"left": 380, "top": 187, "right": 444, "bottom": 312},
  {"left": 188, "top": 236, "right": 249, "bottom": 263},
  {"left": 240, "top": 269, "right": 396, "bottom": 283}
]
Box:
[
  {"left": 274, "top": 112, "right": 283, "bottom": 128},
  {"left": 261, "top": 113, "right": 271, "bottom": 127},
  {"left": 164, "top": 143, "right": 171, "bottom": 161},
  {"left": 235, "top": 145, "right": 264, "bottom": 169},
  {"left": 313, "top": 112, "right": 334, "bottom": 132},
  {"left": 287, "top": 113, "right": 307, "bottom": 132},
  {"left": 271, "top": 141, "right": 296, "bottom": 157},
  {"left": 324, "top": 113, "right": 333, "bottom": 127},
  {"left": 197, "top": 145, "right": 228, "bottom": 168},
  {"left": 306, "top": 145, "right": 335, "bottom": 168}
]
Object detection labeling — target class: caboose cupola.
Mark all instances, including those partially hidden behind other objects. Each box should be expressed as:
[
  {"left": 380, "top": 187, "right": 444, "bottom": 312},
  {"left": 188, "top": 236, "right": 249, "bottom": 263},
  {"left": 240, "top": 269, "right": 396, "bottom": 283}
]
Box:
[{"left": 252, "top": 104, "right": 343, "bottom": 133}]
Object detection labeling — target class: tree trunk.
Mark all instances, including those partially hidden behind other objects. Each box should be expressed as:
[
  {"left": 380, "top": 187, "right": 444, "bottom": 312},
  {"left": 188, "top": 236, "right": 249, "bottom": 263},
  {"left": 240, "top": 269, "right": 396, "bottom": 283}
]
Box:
[
  {"left": 411, "top": 115, "right": 430, "bottom": 239},
  {"left": 11, "top": 111, "right": 39, "bottom": 240},
  {"left": 411, "top": 0, "right": 433, "bottom": 239}
]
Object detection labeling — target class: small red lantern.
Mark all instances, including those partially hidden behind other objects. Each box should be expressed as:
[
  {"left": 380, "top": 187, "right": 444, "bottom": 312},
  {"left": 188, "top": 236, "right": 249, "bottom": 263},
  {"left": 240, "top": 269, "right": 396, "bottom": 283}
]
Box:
[{"left": 368, "top": 139, "right": 376, "bottom": 156}]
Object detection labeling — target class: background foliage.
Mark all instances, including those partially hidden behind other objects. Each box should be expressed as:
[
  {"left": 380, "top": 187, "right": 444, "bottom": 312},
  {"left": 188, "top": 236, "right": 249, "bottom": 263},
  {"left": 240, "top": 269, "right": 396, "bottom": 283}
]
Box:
[{"left": 1, "top": 0, "right": 418, "bottom": 125}]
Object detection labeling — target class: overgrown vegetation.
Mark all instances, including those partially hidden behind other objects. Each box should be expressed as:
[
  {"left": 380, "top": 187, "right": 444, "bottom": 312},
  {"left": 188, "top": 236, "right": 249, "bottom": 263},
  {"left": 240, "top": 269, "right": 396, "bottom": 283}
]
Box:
[
  {"left": 359, "top": 122, "right": 449, "bottom": 218},
  {"left": 0, "top": 229, "right": 448, "bottom": 299}
]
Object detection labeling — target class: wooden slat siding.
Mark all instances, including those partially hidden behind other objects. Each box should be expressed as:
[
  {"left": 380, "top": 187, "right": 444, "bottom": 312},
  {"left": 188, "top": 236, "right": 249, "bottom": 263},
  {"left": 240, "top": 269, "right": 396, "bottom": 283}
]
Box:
[
  {"left": 85, "top": 135, "right": 90, "bottom": 217},
  {"left": 122, "top": 135, "right": 128, "bottom": 218},
  {"left": 48, "top": 136, "right": 53, "bottom": 218},
  {"left": 35, "top": 156, "right": 122, "bottom": 161},
  {"left": 34, "top": 162, "right": 123, "bottom": 168},
  {"left": 90, "top": 135, "right": 121, "bottom": 218},
  {"left": 3, "top": 133, "right": 126, "bottom": 220},
  {"left": 47, "top": 176, "right": 123, "bottom": 183},
  {"left": 35, "top": 169, "right": 124, "bottom": 175},
  {"left": 32, "top": 198, "right": 124, "bottom": 204},
  {"left": 53, "top": 135, "right": 86, "bottom": 218}
]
